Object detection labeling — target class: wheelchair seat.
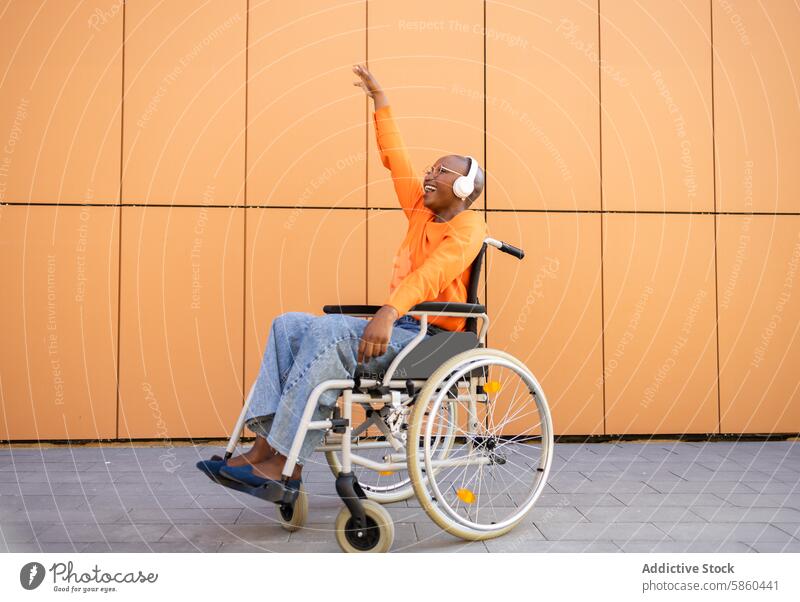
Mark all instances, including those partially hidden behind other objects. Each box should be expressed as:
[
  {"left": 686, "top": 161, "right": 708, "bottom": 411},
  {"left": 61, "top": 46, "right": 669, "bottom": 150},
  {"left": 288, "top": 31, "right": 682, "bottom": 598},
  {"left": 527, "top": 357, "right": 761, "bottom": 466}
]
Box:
[{"left": 392, "top": 330, "right": 479, "bottom": 380}]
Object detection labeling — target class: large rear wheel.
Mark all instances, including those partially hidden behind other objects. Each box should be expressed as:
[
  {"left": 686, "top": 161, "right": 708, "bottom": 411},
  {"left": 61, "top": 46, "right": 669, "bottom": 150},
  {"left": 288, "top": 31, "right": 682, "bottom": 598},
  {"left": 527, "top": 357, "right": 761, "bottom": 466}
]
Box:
[{"left": 406, "top": 348, "right": 554, "bottom": 540}]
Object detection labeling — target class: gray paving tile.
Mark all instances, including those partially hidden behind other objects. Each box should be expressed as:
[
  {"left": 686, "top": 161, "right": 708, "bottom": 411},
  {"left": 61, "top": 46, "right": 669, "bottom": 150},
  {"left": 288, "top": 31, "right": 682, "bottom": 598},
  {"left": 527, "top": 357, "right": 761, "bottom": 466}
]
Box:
[
  {"left": 82, "top": 462, "right": 156, "bottom": 472},
  {"left": 744, "top": 482, "right": 799, "bottom": 494},
  {"left": 537, "top": 493, "right": 627, "bottom": 507},
  {"left": 550, "top": 481, "right": 660, "bottom": 494},
  {"left": 486, "top": 539, "right": 620, "bottom": 552},
  {"left": 549, "top": 462, "right": 614, "bottom": 473},
  {"left": 408, "top": 524, "right": 491, "bottom": 552},
  {"left": 0, "top": 494, "right": 91, "bottom": 511},
  {"left": 0, "top": 508, "right": 126, "bottom": 524},
  {"left": 690, "top": 506, "right": 800, "bottom": 523},
  {"left": 35, "top": 523, "right": 171, "bottom": 543},
  {"left": 611, "top": 492, "right": 731, "bottom": 506},
  {"left": 575, "top": 506, "right": 704, "bottom": 523},
  {"left": 2, "top": 541, "right": 87, "bottom": 553},
  {"left": 2, "top": 471, "right": 115, "bottom": 484},
  {"left": 615, "top": 541, "right": 754, "bottom": 552},
  {"left": 81, "top": 541, "right": 222, "bottom": 552},
  {"left": 158, "top": 523, "right": 290, "bottom": 544},
  {"left": 124, "top": 507, "right": 242, "bottom": 524},
  {"left": 715, "top": 493, "right": 800, "bottom": 509},
  {"left": 747, "top": 541, "right": 800, "bottom": 552},
  {"left": 581, "top": 468, "right": 686, "bottom": 481},
  {"left": 653, "top": 522, "right": 795, "bottom": 543},
  {"left": 0, "top": 522, "right": 38, "bottom": 543},
  {"left": 9, "top": 482, "right": 190, "bottom": 496},
  {"left": 536, "top": 521, "right": 668, "bottom": 542},
  {"left": 772, "top": 523, "right": 800, "bottom": 540},
  {"left": 0, "top": 461, "right": 98, "bottom": 471},
  {"left": 527, "top": 506, "right": 588, "bottom": 523},
  {"left": 645, "top": 480, "right": 757, "bottom": 494},
  {"left": 192, "top": 492, "right": 262, "bottom": 509},
  {"left": 606, "top": 450, "right": 682, "bottom": 462},
  {"left": 218, "top": 540, "right": 341, "bottom": 552},
  {"left": 673, "top": 469, "right": 779, "bottom": 482},
  {"left": 97, "top": 493, "right": 200, "bottom": 510},
  {"left": 764, "top": 470, "right": 800, "bottom": 482},
  {"left": 113, "top": 472, "right": 193, "bottom": 484}
]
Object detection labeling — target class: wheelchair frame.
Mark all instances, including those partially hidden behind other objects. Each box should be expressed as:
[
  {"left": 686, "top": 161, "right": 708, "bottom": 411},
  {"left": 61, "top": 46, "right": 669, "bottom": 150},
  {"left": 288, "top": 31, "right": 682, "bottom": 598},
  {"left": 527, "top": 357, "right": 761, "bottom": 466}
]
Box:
[{"left": 211, "top": 237, "right": 552, "bottom": 551}]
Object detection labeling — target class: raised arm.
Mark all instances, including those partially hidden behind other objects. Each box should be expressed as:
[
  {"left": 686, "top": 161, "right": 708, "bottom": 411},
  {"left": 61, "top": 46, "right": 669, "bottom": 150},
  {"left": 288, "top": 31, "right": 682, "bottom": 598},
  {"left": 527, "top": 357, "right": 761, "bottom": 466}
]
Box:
[{"left": 353, "top": 64, "right": 423, "bottom": 220}]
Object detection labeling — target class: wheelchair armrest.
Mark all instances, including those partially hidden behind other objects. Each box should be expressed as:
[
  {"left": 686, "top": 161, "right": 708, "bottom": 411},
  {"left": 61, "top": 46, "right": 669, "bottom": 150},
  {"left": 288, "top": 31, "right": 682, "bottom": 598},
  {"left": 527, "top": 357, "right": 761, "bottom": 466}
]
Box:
[
  {"left": 322, "top": 305, "right": 382, "bottom": 316},
  {"left": 408, "top": 302, "right": 486, "bottom": 315}
]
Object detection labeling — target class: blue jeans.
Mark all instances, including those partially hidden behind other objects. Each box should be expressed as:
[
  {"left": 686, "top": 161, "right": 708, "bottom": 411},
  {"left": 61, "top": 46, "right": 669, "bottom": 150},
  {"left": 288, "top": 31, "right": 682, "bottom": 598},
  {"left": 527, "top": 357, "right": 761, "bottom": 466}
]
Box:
[{"left": 244, "top": 312, "right": 435, "bottom": 465}]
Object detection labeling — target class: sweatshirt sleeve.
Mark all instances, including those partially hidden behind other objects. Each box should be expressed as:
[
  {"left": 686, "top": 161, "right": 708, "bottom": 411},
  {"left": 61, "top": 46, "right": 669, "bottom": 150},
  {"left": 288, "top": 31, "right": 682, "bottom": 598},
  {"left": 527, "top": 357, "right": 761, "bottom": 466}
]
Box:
[
  {"left": 384, "top": 216, "right": 487, "bottom": 316},
  {"left": 372, "top": 105, "right": 424, "bottom": 220}
]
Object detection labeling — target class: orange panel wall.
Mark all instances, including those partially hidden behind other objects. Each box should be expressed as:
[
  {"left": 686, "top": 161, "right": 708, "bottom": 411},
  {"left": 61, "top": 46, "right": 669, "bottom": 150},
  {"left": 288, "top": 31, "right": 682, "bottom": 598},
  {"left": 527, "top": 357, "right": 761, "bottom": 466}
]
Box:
[
  {"left": 2, "top": 1, "right": 799, "bottom": 441},
  {"left": 601, "top": 0, "right": 713, "bottom": 212},
  {"left": 247, "top": 0, "right": 365, "bottom": 207},
  {"left": 0, "top": 0, "right": 122, "bottom": 204},
  {"left": 603, "top": 214, "right": 719, "bottom": 434},
  {"left": 717, "top": 215, "right": 800, "bottom": 433},
  {"left": 487, "top": 213, "right": 605, "bottom": 435},
  {"left": 118, "top": 207, "right": 244, "bottom": 438},
  {"left": 367, "top": 0, "right": 484, "bottom": 210},
  {"left": 245, "top": 208, "right": 366, "bottom": 390},
  {"left": 486, "top": 1, "right": 600, "bottom": 211},
  {"left": 713, "top": 0, "right": 800, "bottom": 213},
  {"left": 0, "top": 205, "right": 118, "bottom": 439},
  {"left": 122, "top": 0, "right": 247, "bottom": 205},
  {"left": 367, "top": 208, "right": 407, "bottom": 305}
]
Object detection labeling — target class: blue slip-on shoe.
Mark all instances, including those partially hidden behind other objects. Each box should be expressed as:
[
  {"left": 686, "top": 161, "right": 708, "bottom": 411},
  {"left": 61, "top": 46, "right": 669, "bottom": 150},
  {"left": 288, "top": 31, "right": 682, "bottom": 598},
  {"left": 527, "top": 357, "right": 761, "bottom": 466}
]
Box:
[
  {"left": 218, "top": 463, "right": 302, "bottom": 490},
  {"left": 195, "top": 458, "right": 261, "bottom": 497},
  {"left": 195, "top": 458, "right": 230, "bottom": 483}
]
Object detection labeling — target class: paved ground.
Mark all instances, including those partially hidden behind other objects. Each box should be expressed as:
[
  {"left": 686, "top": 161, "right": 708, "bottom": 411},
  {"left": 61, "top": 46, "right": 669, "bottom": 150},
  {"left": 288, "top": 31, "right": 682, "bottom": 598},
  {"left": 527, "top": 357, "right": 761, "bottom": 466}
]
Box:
[{"left": 1, "top": 440, "right": 798, "bottom": 553}]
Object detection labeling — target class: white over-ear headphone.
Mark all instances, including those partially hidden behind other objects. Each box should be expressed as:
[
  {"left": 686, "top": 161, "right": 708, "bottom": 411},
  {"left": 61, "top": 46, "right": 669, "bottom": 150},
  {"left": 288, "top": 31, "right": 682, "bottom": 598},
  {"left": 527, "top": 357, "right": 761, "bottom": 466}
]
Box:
[{"left": 452, "top": 155, "right": 479, "bottom": 201}]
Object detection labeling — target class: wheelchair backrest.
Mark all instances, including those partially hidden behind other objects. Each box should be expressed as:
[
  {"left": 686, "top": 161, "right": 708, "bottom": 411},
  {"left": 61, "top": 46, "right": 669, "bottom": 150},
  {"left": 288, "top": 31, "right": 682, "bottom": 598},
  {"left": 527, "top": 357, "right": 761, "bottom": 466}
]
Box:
[{"left": 464, "top": 243, "right": 487, "bottom": 335}]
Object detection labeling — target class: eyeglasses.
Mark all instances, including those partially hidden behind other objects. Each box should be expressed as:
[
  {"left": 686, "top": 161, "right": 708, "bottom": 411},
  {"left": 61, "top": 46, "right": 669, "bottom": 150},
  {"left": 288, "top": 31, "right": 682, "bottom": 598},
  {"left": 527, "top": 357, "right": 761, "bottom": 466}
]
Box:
[{"left": 423, "top": 164, "right": 464, "bottom": 178}]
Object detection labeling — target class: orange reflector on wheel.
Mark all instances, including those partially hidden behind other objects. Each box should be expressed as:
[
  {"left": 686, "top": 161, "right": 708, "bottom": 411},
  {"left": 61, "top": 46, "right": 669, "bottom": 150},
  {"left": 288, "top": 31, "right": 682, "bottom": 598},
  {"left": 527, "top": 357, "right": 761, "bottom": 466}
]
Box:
[
  {"left": 483, "top": 380, "right": 501, "bottom": 393},
  {"left": 456, "top": 488, "right": 476, "bottom": 504},
  {"left": 379, "top": 471, "right": 394, "bottom": 476}
]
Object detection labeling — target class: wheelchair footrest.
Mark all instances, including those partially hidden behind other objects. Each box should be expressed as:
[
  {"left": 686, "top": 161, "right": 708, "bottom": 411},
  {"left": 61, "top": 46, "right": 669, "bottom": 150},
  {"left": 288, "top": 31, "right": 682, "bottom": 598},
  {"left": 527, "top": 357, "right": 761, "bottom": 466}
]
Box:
[
  {"left": 220, "top": 477, "right": 300, "bottom": 505},
  {"left": 201, "top": 457, "right": 301, "bottom": 506},
  {"left": 242, "top": 480, "right": 301, "bottom": 505}
]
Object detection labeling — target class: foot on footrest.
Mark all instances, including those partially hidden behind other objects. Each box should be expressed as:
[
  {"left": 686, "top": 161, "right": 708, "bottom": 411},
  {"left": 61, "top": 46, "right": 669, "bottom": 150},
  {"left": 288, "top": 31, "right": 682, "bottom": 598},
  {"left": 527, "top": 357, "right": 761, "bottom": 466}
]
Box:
[
  {"left": 218, "top": 464, "right": 302, "bottom": 505},
  {"left": 196, "top": 458, "right": 269, "bottom": 497}
]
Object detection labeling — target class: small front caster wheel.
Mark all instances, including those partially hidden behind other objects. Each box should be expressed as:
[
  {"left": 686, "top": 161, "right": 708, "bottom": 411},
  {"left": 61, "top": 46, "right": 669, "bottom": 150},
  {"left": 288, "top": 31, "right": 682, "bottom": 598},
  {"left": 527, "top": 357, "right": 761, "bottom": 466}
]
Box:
[
  {"left": 277, "top": 485, "right": 308, "bottom": 532},
  {"left": 334, "top": 500, "right": 394, "bottom": 553}
]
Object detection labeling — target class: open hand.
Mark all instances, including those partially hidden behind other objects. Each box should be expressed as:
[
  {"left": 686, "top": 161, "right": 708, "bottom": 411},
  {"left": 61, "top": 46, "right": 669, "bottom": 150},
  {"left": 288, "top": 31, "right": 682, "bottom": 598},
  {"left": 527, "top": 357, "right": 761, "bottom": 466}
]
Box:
[
  {"left": 352, "top": 64, "right": 380, "bottom": 97},
  {"left": 352, "top": 64, "right": 385, "bottom": 104}
]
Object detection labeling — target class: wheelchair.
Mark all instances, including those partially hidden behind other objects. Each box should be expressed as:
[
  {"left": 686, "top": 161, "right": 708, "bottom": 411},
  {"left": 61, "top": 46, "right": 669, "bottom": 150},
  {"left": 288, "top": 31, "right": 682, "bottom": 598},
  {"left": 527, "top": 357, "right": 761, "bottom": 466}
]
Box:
[{"left": 200, "top": 237, "right": 554, "bottom": 552}]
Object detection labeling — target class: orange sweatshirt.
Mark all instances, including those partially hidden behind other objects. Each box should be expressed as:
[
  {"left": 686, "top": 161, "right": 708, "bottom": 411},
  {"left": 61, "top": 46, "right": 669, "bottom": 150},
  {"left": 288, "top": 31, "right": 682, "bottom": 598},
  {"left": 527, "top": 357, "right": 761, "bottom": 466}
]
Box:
[{"left": 373, "top": 105, "right": 487, "bottom": 332}]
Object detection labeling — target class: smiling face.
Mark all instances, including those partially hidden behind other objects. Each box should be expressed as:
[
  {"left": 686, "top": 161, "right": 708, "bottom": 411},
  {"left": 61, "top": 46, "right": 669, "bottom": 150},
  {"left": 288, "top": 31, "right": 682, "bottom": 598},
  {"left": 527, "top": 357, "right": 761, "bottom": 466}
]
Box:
[{"left": 422, "top": 155, "right": 470, "bottom": 215}]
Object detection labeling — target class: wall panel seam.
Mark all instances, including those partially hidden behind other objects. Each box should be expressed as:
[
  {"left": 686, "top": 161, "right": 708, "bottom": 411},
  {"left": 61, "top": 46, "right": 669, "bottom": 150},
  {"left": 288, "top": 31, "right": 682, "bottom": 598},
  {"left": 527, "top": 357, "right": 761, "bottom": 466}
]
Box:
[
  {"left": 243, "top": 0, "right": 250, "bottom": 411},
  {"left": 598, "top": 0, "right": 607, "bottom": 435},
  {"left": 710, "top": 0, "right": 723, "bottom": 433},
  {"left": 114, "top": 0, "right": 128, "bottom": 439}
]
